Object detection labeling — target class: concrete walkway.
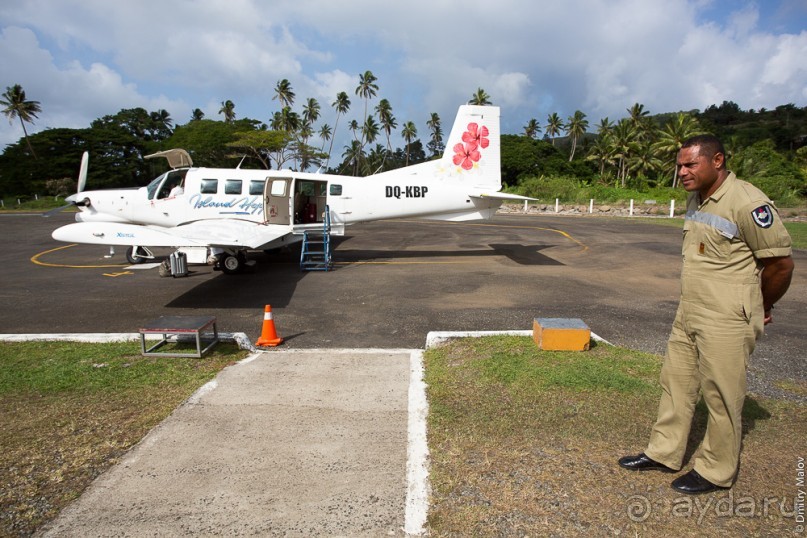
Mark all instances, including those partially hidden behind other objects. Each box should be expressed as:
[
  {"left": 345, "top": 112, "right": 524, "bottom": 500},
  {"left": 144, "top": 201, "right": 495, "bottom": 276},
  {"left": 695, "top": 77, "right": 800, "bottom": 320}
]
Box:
[{"left": 38, "top": 349, "right": 426, "bottom": 537}]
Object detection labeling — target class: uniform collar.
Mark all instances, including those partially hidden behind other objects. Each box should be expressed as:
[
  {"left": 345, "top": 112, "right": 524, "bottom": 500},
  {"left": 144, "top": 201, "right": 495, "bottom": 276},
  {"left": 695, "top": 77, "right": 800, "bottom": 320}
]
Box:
[{"left": 701, "top": 171, "right": 735, "bottom": 204}]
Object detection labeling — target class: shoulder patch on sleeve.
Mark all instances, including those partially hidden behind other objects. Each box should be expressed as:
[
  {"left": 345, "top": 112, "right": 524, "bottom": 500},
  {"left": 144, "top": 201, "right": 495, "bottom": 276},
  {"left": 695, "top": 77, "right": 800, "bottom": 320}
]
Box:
[{"left": 750, "top": 205, "right": 774, "bottom": 228}]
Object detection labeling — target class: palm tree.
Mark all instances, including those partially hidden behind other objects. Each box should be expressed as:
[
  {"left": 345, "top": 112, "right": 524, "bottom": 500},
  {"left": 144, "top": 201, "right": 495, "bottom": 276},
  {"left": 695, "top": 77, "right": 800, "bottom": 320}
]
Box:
[
  {"left": 302, "top": 97, "right": 321, "bottom": 128},
  {"left": 1, "top": 84, "right": 42, "bottom": 158},
  {"left": 653, "top": 112, "right": 704, "bottom": 186},
  {"left": 191, "top": 108, "right": 205, "bottom": 121},
  {"left": 565, "top": 110, "right": 589, "bottom": 161},
  {"left": 299, "top": 97, "right": 321, "bottom": 159},
  {"left": 366, "top": 144, "right": 387, "bottom": 174},
  {"left": 218, "top": 100, "right": 236, "bottom": 123},
  {"left": 586, "top": 135, "right": 616, "bottom": 178},
  {"left": 355, "top": 70, "right": 378, "bottom": 127},
  {"left": 273, "top": 79, "right": 296, "bottom": 109},
  {"left": 401, "top": 121, "right": 418, "bottom": 166},
  {"left": 361, "top": 115, "right": 380, "bottom": 150},
  {"left": 469, "top": 88, "right": 492, "bottom": 105},
  {"left": 627, "top": 144, "right": 663, "bottom": 181},
  {"left": 627, "top": 102, "right": 654, "bottom": 141},
  {"left": 523, "top": 118, "right": 541, "bottom": 139},
  {"left": 354, "top": 70, "right": 378, "bottom": 169},
  {"left": 610, "top": 119, "right": 639, "bottom": 187},
  {"left": 627, "top": 102, "right": 650, "bottom": 126},
  {"left": 545, "top": 112, "right": 564, "bottom": 146},
  {"left": 327, "top": 92, "right": 351, "bottom": 167},
  {"left": 348, "top": 119, "right": 360, "bottom": 143},
  {"left": 271, "top": 107, "right": 300, "bottom": 133},
  {"left": 296, "top": 122, "right": 316, "bottom": 171},
  {"left": 375, "top": 99, "right": 397, "bottom": 154},
  {"left": 596, "top": 117, "right": 614, "bottom": 136},
  {"left": 341, "top": 140, "right": 363, "bottom": 175},
  {"left": 426, "top": 112, "right": 443, "bottom": 157},
  {"left": 318, "top": 123, "right": 332, "bottom": 153},
  {"left": 149, "top": 109, "right": 173, "bottom": 140}
]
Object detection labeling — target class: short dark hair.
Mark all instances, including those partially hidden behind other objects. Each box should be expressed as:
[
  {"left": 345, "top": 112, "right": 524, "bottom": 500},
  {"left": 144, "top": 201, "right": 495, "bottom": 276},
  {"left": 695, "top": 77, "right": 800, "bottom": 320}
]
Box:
[{"left": 681, "top": 134, "right": 726, "bottom": 167}]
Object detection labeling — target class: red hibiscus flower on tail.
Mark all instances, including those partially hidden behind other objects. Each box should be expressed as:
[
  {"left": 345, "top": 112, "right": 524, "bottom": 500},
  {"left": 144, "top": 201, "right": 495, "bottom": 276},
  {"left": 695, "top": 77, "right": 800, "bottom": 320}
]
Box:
[
  {"left": 452, "top": 142, "right": 481, "bottom": 170},
  {"left": 452, "top": 122, "right": 488, "bottom": 170},
  {"left": 462, "top": 122, "right": 489, "bottom": 149}
]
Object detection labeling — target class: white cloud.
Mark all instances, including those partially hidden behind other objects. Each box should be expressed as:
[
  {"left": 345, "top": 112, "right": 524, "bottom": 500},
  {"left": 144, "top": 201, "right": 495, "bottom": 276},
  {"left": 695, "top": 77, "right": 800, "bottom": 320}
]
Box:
[
  {"left": 1, "top": 0, "right": 806, "bottom": 151},
  {"left": 760, "top": 33, "right": 807, "bottom": 87}
]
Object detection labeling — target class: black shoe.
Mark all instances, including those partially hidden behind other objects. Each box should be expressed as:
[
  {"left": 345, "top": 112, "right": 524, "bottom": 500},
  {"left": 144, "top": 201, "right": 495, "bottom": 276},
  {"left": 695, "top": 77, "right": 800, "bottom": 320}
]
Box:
[
  {"left": 618, "top": 453, "right": 676, "bottom": 473},
  {"left": 671, "top": 470, "right": 729, "bottom": 495}
]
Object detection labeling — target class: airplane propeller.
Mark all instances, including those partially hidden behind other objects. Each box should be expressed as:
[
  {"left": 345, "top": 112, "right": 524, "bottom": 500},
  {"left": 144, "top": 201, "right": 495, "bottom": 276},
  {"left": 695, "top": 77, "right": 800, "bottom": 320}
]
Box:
[
  {"left": 43, "top": 151, "right": 89, "bottom": 217},
  {"left": 77, "top": 150, "right": 88, "bottom": 193}
]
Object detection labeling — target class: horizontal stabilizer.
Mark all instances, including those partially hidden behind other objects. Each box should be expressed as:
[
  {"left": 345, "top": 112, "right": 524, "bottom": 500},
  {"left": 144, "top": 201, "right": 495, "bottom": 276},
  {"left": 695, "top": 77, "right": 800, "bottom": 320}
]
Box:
[{"left": 471, "top": 192, "right": 537, "bottom": 201}]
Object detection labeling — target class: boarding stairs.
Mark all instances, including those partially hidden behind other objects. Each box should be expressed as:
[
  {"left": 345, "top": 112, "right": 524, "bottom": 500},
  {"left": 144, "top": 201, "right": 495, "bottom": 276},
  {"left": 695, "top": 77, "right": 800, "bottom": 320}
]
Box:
[{"left": 299, "top": 205, "right": 336, "bottom": 271}]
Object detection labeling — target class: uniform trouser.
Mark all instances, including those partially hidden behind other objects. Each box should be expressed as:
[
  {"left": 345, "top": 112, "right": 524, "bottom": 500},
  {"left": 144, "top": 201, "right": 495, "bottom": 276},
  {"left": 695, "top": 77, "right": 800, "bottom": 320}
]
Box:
[{"left": 644, "top": 299, "right": 760, "bottom": 487}]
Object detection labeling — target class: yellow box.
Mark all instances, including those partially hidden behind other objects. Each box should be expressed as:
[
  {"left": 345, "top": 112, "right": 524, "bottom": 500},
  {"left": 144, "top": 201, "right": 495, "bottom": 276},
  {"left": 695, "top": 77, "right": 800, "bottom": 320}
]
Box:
[{"left": 533, "top": 318, "right": 591, "bottom": 351}]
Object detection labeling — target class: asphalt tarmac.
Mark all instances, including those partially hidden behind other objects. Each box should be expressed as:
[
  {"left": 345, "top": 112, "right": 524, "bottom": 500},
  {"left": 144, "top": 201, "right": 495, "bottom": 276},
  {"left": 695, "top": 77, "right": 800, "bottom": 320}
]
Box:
[{"left": 2, "top": 210, "right": 805, "bottom": 397}]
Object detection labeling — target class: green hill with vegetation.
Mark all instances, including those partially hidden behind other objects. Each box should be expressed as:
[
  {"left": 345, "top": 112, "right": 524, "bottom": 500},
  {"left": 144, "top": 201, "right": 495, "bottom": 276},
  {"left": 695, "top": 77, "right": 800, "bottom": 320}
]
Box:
[{"left": 2, "top": 78, "right": 805, "bottom": 207}]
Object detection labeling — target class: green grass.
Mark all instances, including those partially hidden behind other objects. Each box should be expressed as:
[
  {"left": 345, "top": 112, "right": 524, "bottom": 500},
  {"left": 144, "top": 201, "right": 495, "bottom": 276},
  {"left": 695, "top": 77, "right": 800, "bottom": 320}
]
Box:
[
  {"left": 784, "top": 221, "right": 807, "bottom": 249},
  {"left": 0, "top": 197, "right": 70, "bottom": 212},
  {"left": 425, "top": 335, "right": 806, "bottom": 537},
  {"left": 0, "top": 341, "right": 248, "bottom": 536},
  {"left": 628, "top": 217, "right": 807, "bottom": 250}
]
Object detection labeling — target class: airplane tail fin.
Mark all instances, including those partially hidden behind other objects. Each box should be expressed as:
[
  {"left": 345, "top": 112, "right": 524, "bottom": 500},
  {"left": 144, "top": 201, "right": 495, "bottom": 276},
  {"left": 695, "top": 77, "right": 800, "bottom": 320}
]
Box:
[{"left": 440, "top": 105, "right": 501, "bottom": 189}]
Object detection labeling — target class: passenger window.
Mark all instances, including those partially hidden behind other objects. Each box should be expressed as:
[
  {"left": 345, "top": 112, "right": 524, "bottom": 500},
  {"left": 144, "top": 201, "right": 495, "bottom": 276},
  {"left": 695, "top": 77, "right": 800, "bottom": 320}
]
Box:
[
  {"left": 249, "top": 180, "right": 264, "bottom": 195},
  {"left": 200, "top": 179, "right": 218, "bottom": 194},
  {"left": 330, "top": 184, "right": 342, "bottom": 196},
  {"left": 270, "top": 180, "right": 286, "bottom": 196},
  {"left": 225, "top": 179, "right": 242, "bottom": 195}
]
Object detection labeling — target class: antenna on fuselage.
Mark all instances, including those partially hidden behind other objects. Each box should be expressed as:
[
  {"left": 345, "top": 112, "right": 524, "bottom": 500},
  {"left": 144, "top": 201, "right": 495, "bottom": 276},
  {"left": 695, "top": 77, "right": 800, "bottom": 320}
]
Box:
[{"left": 236, "top": 155, "right": 248, "bottom": 169}]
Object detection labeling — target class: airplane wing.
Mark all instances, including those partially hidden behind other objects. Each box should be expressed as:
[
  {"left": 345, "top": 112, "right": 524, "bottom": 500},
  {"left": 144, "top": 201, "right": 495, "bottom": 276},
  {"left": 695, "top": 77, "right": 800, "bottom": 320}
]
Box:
[
  {"left": 52, "top": 220, "right": 292, "bottom": 250},
  {"left": 169, "top": 219, "right": 291, "bottom": 249}
]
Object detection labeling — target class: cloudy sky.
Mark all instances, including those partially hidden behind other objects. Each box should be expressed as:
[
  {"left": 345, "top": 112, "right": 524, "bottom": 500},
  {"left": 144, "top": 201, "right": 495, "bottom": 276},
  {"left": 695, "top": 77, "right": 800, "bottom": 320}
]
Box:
[{"left": 1, "top": 0, "right": 806, "bottom": 153}]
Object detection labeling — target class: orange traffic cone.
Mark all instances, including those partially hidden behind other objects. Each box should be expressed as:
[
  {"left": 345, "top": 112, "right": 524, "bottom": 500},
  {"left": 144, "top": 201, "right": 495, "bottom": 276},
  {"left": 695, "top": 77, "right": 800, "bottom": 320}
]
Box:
[{"left": 256, "top": 305, "right": 283, "bottom": 347}]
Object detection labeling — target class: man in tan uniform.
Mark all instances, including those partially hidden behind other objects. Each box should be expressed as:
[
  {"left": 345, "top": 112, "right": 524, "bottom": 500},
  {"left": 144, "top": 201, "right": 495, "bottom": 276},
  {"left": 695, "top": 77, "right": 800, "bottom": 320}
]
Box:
[{"left": 618, "top": 135, "right": 794, "bottom": 494}]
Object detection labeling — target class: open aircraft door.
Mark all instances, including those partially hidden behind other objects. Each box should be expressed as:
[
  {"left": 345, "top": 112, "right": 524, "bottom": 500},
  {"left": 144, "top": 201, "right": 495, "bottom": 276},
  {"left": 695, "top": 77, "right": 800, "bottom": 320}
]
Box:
[{"left": 265, "top": 177, "right": 292, "bottom": 225}]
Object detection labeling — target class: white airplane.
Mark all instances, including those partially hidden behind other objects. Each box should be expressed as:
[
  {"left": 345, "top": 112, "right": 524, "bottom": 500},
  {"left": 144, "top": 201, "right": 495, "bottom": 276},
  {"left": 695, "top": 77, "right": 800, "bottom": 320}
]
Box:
[{"left": 51, "top": 104, "right": 531, "bottom": 275}]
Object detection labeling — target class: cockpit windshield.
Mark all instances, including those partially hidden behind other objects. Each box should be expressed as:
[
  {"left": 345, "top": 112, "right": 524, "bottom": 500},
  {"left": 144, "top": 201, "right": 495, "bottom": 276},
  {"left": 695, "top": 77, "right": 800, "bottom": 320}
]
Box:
[
  {"left": 146, "top": 173, "right": 167, "bottom": 199},
  {"left": 147, "top": 169, "right": 189, "bottom": 200}
]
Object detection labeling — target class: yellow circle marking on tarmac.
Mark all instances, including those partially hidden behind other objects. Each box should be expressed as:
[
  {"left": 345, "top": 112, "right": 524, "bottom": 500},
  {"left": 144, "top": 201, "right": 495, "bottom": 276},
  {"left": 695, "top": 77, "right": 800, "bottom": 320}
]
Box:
[
  {"left": 334, "top": 260, "right": 478, "bottom": 266},
  {"left": 336, "top": 219, "right": 588, "bottom": 266},
  {"left": 31, "top": 244, "right": 129, "bottom": 269}
]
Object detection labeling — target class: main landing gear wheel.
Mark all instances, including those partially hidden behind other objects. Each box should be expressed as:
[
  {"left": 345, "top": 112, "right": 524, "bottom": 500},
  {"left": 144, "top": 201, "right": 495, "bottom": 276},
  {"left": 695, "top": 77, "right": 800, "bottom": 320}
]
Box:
[
  {"left": 126, "top": 246, "right": 155, "bottom": 264},
  {"left": 220, "top": 252, "right": 247, "bottom": 275}
]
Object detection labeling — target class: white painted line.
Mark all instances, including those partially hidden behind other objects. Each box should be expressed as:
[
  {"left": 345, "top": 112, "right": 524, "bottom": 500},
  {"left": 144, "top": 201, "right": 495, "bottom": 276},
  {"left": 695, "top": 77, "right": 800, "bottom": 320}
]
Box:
[
  {"left": 0, "top": 333, "right": 145, "bottom": 343},
  {"left": 185, "top": 379, "right": 218, "bottom": 405},
  {"left": 0, "top": 332, "right": 258, "bottom": 349},
  {"left": 425, "top": 330, "right": 532, "bottom": 348},
  {"left": 404, "top": 350, "right": 430, "bottom": 536},
  {"left": 251, "top": 347, "right": 417, "bottom": 355}
]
